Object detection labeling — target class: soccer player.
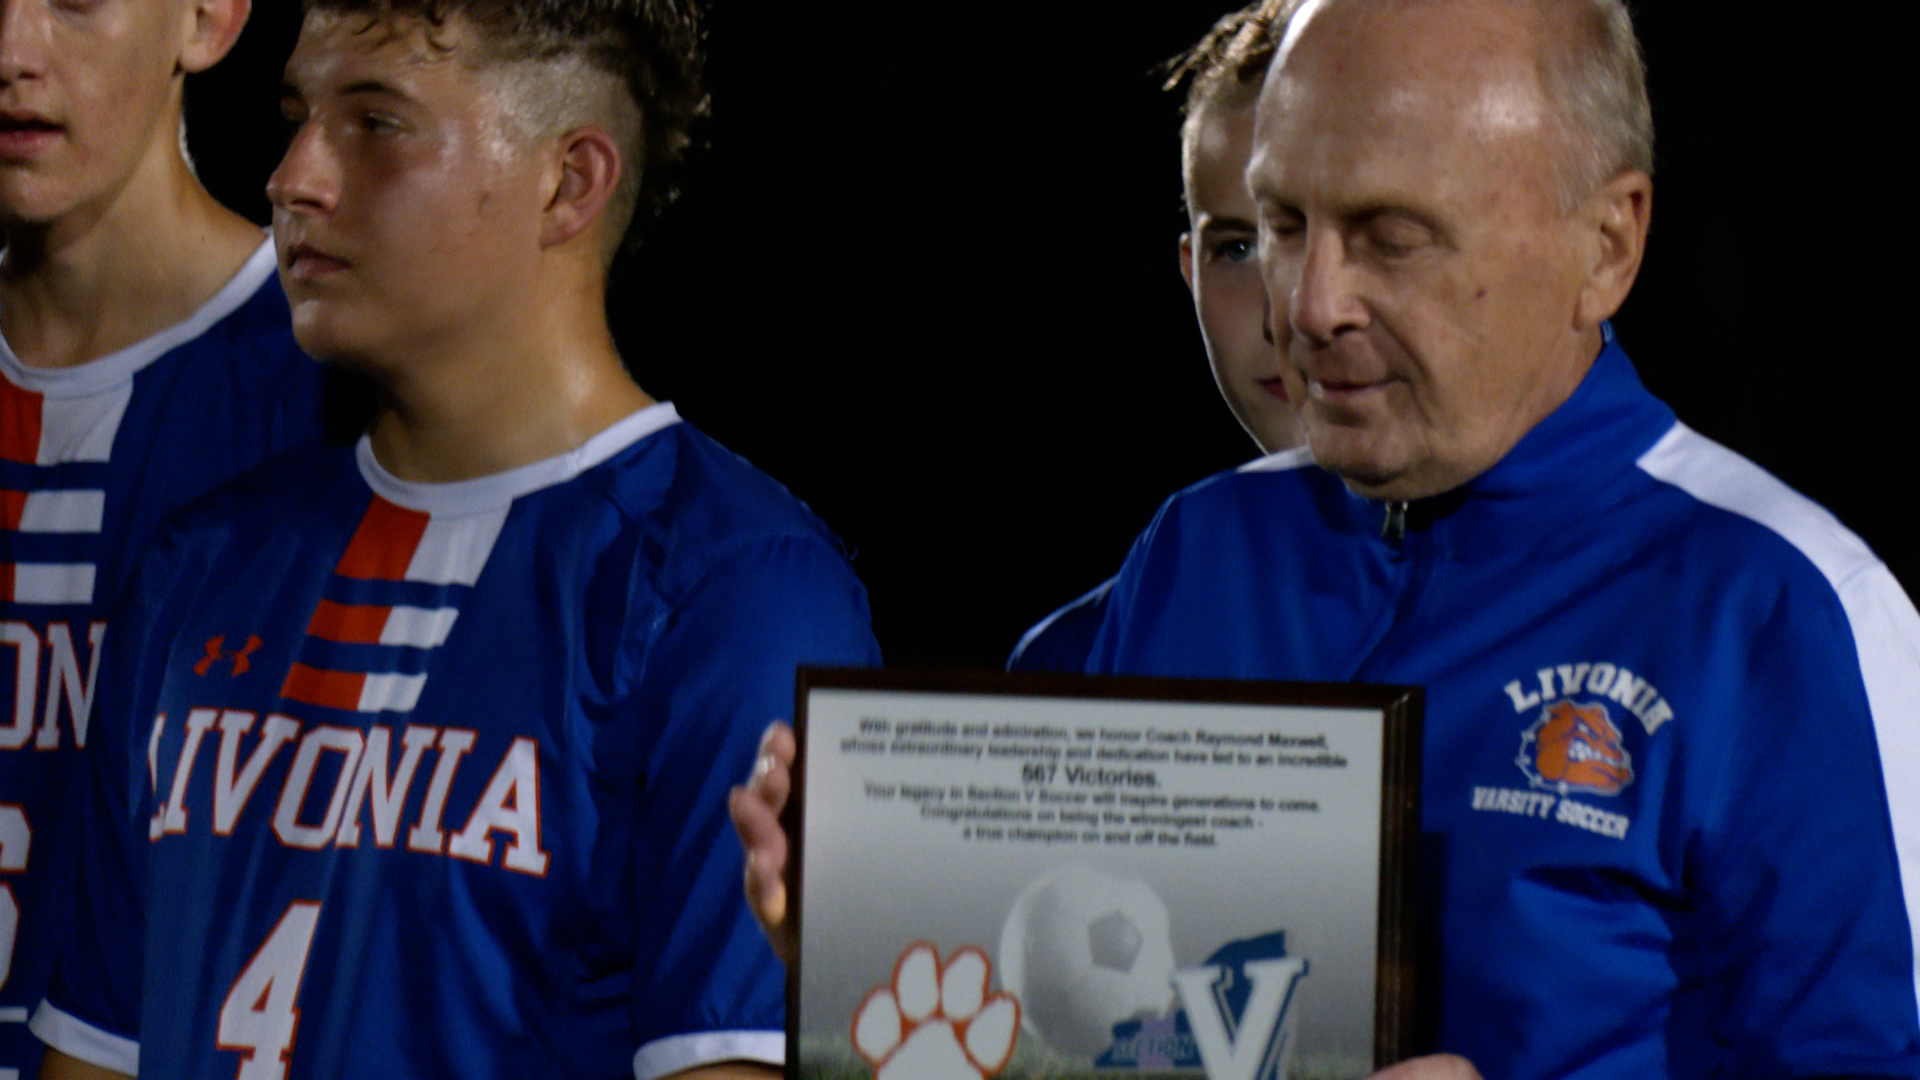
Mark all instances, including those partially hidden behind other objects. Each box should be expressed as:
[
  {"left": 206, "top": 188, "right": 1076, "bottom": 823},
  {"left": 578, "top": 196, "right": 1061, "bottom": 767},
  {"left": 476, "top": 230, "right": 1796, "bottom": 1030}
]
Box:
[
  {"left": 1, "top": 2, "right": 328, "bottom": 1077},
  {"left": 32, "top": 2, "right": 874, "bottom": 1078},
  {"left": 1009, "top": 1, "right": 1303, "bottom": 672}
]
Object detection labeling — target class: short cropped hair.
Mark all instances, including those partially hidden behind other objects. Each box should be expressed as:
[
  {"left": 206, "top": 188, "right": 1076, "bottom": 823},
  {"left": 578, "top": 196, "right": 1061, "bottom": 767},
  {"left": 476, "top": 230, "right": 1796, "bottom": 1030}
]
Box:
[
  {"left": 305, "top": 0, "right": 707, "bottom": 249},
  {"left": 1258, "top": 0, "right": 1653, "bottom": 208},
  {"left": 1542, "top": 0, "right": 1653, "bottom": 205}
]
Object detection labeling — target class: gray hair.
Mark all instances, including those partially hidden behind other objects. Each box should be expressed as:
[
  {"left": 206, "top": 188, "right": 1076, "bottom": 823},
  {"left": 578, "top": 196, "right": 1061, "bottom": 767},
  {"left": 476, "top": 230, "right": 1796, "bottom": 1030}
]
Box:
[
  {"left": 1283, "top": 0, "right": 1654, "bottom": 208},
  {"left": 1541, "top": 0, "right": 1654, "bottom": 207}
]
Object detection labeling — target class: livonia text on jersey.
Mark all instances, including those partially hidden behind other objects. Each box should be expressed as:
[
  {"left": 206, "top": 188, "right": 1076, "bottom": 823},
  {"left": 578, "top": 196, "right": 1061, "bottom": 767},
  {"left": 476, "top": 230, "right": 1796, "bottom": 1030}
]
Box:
[{"left": 148, "top": 710, "right": 548, "bottom": 875}]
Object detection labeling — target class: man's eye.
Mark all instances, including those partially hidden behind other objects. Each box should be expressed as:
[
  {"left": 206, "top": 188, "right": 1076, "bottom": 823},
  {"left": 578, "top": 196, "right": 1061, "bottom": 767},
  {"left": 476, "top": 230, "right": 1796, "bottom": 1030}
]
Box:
[
  {"left": 1209, "top": 238, "right": 1256, "bottom": 264},
  {"left": 1259, "top": 213, "right": 1306, "bottom": 243},
  {"left": 360, "top": 113, "right": 404, "bottom": 135},
  {"left": 1365, "top": 221, "right": 1435, "bottom": 258}
]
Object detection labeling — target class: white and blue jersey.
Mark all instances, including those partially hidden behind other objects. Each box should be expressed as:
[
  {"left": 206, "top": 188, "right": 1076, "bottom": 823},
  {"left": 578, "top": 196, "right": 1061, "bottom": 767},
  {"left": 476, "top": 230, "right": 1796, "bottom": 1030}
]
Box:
[
  {"left": 34, "top": 404, "right": 879, "bottom": 1080},
  {"left": 1085, "top": 329, "right": 1920, "bottom": 1078},
  {"left": 0, "top": 240, "right": 324, "bottom": 1080}
]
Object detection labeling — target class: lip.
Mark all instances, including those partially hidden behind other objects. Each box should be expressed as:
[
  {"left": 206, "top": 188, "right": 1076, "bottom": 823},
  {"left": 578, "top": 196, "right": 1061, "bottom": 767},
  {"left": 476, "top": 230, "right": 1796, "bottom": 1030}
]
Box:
[
  {"left": 283, "top": 242, "right": 351, "bottom": 281},
  {"left": 0, "top": 112, "right": 64, "bottom": 161},
  {"left": 1307, "top": 377, "right": 1391, "bottom": 404},
  {"left": 1257, "top": 376, "right": 1291, "bottom": 403}
]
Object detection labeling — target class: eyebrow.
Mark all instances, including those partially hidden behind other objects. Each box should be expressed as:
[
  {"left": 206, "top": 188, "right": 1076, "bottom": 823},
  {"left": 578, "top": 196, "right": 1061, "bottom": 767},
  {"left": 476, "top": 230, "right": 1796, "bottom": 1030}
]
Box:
[
  {"left": 279, "top": 77, "right": 420, "bottom": 105},
  {"left": 1199, "top": 215, "right": 1258, "bottom": 233},
  {"left": 1344, "top": 203, "right": 1445, "bottom": 232}
]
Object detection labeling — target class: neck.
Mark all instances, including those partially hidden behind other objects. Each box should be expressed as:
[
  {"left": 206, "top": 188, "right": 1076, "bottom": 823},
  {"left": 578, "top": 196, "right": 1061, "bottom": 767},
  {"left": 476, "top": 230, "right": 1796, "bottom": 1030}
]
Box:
[
  {"left": 1, "top": 124, "right": 265, "bottom": 369},
  {"left": 365, "top": 277, "right": 653, "bottom": 484}
]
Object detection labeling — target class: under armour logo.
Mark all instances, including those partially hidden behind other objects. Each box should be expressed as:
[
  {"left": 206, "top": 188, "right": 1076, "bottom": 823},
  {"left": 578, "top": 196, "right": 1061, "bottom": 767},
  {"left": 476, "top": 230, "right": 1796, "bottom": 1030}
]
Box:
[{"left": 195, "top": 634, "right": 264, "bottom": 676}]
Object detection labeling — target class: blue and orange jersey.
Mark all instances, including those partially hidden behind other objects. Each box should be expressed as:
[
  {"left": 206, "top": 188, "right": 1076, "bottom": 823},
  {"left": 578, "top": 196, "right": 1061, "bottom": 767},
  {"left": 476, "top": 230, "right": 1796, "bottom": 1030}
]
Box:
[
  {"left": 0, "top": 240, "right": 325, "bottom": 1079},
  {"left": 35, "top": 404, "right": 880, "bottom": 1080}
]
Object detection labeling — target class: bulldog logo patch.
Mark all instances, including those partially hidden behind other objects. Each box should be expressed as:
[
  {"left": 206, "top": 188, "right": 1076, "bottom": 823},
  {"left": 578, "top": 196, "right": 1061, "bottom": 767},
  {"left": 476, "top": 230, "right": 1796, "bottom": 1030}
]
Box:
[{"left": 1519, "top": 699, "right": 1634, "bottom": 796}]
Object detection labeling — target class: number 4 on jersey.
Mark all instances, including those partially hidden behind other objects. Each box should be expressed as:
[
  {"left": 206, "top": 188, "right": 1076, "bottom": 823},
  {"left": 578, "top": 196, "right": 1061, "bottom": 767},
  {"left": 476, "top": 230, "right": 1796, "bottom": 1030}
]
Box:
[{"left": 218, "top": 902, "right": 322, "bottom": 1080}]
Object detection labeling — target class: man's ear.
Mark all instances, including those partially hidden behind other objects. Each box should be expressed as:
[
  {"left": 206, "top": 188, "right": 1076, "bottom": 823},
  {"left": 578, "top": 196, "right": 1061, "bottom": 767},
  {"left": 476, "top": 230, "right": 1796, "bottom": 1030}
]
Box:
[
  {"left": 1575, "top": 170, "right": 1652, "bottom": 328},
  {"left": 541, "top": 128, "right": 624, "bottom": 251},
  {"left": 179, "top": 0, "right": 252, "bottom": 75},
  {"left": 1179, "top": 232, "right": 1197, "bottom": 293}
]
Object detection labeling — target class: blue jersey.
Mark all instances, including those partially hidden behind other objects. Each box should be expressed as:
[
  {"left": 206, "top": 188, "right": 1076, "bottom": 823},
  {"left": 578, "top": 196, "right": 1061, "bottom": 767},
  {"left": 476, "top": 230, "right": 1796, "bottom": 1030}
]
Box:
[
  {"left": 1006, "top": 578, "right": 1113, "bottom": 673},
  {"left": 1085, "top": 330, "right": 1920, "bottom": 1078},
  {"left": 35, "top": 405, "right": 880, "bottom": 1080},
  {"left": 0, "top": 241, "right": 324, "bottom": 1080}
]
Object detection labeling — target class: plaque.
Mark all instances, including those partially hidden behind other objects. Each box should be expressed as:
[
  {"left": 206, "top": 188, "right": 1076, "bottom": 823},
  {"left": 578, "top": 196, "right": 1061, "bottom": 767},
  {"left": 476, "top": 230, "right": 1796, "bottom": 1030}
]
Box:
[{"left": 787, "top": 668, "right": 1425, "bottom": 1080}]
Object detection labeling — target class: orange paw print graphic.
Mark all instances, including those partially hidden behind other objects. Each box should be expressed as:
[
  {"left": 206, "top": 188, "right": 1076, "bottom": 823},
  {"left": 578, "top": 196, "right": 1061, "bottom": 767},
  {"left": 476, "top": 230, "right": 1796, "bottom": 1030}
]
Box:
[{"left": 852, "top": 942, "right": 1019, "bottom": 1080}]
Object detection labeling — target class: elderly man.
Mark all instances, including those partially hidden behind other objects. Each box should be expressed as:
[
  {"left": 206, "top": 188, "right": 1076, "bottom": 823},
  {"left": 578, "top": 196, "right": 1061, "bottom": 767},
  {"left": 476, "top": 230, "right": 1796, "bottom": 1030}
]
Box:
[
  {"left": 741, "top": 0, "right": 1920, "bottom": 1075},
  {"left": 1089, "top": 0, "right": 1920, "bottom": 1074}
]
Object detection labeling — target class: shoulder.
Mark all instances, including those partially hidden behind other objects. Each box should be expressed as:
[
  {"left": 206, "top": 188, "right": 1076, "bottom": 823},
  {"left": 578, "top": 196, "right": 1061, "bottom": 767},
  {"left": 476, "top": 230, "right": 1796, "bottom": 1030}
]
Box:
[
  {"left": 1630, "top": 424, "right": 1920, "bottom": 732},
  {"left": 1009, "top": 578, "right": 1115, "bottom": 673},
  {"left": 1160, "top": 449, "right": 1331, "bottom": 521},
  {"left": 590, "top": 418, "right": 857, "bottom": 603},
  {"left": 581, "top": 422, "right": 880, "bottom": 686},
  {"left": 1123, "top": 451, "right": 1349, "bottom": 566},
  {"left": 1633, "top": 423, "right": 1898, "bottom": 613},
  {"left": 113, "top": 444, "right": 358, "bottom": 643},
  {"left": 159, "top": 442, "right": 360, "bottom": 549},
  {"left": 149, "top": 245, "right": 314, "bottom": 381}
]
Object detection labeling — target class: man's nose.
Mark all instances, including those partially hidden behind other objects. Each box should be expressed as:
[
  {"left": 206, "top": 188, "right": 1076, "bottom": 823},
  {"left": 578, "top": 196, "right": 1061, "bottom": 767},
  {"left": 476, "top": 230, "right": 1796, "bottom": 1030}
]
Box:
[
  {"left": 0, "top": 0, "right": 54, "bottom": 85},
  {"left": 1284, "top": 229, "right": 1369, "bottom": 345},
  {"left": 266, "top": 121, "right": 340, "bottom": 216}
]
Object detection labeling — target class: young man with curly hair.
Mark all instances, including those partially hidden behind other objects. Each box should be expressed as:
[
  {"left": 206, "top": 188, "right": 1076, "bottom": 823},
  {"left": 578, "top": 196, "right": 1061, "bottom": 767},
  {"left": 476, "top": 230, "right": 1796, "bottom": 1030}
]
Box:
[
  {"left": 33, "top": 3, "right": 868, "bottom": 1077},
  {"left": 1008, "top": 0, "right": 1306, "bottom": 673}
]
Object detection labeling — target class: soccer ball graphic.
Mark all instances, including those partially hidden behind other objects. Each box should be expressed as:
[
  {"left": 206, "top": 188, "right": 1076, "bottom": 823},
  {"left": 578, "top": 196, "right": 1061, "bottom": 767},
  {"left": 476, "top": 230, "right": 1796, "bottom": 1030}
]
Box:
[{"left": 996, "top": 863, "right": 1176, "bottom": 1058}]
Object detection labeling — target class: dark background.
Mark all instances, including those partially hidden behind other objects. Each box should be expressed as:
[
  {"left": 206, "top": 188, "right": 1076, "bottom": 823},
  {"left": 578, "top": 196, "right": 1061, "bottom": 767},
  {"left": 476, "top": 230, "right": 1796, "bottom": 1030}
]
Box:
[{"left": 190, "top": 4, "right": 1903, "bottom": 669}]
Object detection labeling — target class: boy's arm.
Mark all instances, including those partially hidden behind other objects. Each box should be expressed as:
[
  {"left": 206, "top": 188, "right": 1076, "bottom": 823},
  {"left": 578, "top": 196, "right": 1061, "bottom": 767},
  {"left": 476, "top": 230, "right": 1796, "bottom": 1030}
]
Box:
[{"left": 40, "top": 1048, "right": 131, "bottom": 1080}]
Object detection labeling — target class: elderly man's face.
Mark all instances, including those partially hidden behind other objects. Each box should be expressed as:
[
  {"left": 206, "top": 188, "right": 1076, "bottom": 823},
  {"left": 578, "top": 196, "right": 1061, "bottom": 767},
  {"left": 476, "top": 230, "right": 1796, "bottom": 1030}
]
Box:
[{"left": 1249, "top": 0, "right": 1605, "bottom": 501}]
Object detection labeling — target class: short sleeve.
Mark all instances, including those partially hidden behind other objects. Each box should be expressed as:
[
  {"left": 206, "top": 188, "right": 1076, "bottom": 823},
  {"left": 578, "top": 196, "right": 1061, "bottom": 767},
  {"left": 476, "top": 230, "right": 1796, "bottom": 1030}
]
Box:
[{"left": 624, "top": 535, "right": 880, "bottom": 1080}]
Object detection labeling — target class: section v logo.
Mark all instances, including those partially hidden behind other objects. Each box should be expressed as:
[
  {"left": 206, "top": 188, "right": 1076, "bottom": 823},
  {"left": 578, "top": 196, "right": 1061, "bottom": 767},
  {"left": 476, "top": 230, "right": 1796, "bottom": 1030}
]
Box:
[{"left": 1167, "top": 931, "right": 1306, "bottom": 1080}]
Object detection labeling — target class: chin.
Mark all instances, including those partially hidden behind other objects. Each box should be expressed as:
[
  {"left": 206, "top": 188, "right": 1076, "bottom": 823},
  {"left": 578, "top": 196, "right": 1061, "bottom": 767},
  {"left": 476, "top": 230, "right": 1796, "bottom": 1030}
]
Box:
[
  {"left": 1251, "top": 411, "right": 1307, "bottom": 456},
  {"left": 288, "top": 292, "right": 382, "bottom": 357},
  {"left": 0, "top": 180, "right": 77, "bottom": 229},
  {"left": 1306, "top": 429, "right": 1414, "bottom": 497},
  {"left": 290, "top": 314, "right": 380, "bottom": 372}
]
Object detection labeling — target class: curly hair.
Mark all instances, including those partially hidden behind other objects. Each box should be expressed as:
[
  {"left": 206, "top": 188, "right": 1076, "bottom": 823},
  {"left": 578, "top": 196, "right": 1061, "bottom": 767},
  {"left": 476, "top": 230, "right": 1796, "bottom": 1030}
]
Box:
[
  {"left": 304, "top": 0, "right": 707, "bottom": 248},
  {"left": 1164, "top": 0, "right": 1303, "bottom": 118}
]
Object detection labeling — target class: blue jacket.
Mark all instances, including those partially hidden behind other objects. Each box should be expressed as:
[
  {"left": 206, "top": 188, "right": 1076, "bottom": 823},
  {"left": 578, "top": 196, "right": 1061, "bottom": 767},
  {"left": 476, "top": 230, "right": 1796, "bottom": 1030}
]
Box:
[{"left": 1086, "top": 330, "right": 1920, "bottom": 1078}]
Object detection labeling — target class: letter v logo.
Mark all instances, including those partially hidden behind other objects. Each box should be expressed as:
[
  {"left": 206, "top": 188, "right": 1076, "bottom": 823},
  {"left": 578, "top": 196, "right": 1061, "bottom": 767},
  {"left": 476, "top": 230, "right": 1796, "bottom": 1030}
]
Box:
[{"left": 1171, "top": 956, "right": 1308, "bottom": 1080}]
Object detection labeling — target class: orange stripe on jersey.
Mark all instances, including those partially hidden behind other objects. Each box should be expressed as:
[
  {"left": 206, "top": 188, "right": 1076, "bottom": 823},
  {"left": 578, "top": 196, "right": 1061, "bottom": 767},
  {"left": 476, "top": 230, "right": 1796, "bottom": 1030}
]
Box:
[
  {"left": 1, "top": 490, "right": 26, "bottom": 530},
  {"left": 336, "top": 497, "right": 430, "bottom": 581},
  {"left": 1, "top": 381, "right": 44, "bottom": 464},
  {"left": 281, "top": 663, "right": 367, "bottom": 712},
  {"left": 307, "top": 599, "right": 390, "bottom": 644}
]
